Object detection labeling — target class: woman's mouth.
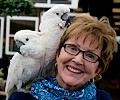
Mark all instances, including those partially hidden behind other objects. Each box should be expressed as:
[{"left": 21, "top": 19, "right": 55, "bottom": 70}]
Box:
[{"left": 66, "top": 66, "right": 82, "bottom": 74}]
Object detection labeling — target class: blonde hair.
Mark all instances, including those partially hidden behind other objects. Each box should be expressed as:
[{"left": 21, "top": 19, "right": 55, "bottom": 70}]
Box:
[{"left": 57, "top": 14, "right": 117, "bottom": 80}]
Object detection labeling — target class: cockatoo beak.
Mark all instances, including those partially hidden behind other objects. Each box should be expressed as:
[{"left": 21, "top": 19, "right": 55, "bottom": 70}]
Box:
[
  {"left": 15, "top": 40, "right": 25, "bottom": 54},
  {"left": 37, "top": 32, "right": 45, "bottom": 36},
  {"left": 61, "top": 13, "right": 69, "bottom": 21},
  {"left": 61, "top": 13, "right": 70, "bottom": 27}
]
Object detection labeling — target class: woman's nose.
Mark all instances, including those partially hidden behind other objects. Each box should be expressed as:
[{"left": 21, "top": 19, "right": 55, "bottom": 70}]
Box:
[{"left": 72, "top": 52, "right": 84, "bottom": 64}]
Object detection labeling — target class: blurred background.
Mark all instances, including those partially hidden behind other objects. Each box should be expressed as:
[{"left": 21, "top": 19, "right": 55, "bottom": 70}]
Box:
[{"left": 0, "top": 0, "right": 120, "bottom": 100}]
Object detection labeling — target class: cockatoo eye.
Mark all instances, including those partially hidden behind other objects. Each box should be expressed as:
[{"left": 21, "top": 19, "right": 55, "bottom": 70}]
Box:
[
  {"left": 56, "top": 13, "right": 59, "bottom": 15},
  {"left": 26, "top": 38, "right": 29, "bottom": 41}
]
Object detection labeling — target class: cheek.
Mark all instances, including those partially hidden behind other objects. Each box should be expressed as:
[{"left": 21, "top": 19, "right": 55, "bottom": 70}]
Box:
[
  {"left": 85, "top": 62, "right": 99, "bottom": 77},
  {"left": 56, "top": 49, "right": 72, "bottom": 64}
]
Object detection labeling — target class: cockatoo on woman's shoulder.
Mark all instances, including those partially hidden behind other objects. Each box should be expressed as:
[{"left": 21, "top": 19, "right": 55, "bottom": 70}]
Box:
[
  {"left": 38, "top": 4, "right": 70, "bottom": 76},
  {"left": 5, "top": 4, "right": 70, "bottom": 99},
  {"left": 5, "top": 30, "right": 45, "bottom": 99}
]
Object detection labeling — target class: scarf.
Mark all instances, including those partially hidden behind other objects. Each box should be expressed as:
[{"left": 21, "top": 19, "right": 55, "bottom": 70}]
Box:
[{"left": 30, "top": 77, "right": 97, "bottom": 100}]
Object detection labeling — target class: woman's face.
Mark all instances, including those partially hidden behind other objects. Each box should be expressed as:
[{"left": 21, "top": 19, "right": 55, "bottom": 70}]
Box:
[{"left": 56, "top": 33, "right": 102, "bottom": 90}]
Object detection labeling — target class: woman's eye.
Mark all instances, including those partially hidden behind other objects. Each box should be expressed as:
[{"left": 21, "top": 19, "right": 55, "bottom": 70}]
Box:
[
  {"left": 70, "top": 46, "right": 78, "bottom": 51},
  {"left": 86, "top": 53, "right": 95, "bottom": 58}
]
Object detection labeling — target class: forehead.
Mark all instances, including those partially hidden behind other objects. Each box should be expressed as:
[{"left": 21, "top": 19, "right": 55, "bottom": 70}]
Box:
[{"left": 68, "top": 32, "right": 102, "bottom": 50}]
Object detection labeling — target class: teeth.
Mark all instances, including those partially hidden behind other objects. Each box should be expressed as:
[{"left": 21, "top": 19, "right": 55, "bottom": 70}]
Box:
[{"left": 67, "top": 66, "right": 81, "bottom": 73}]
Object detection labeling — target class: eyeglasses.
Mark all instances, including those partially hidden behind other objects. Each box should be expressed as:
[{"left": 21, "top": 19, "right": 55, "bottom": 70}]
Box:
[{"left": 63, "top": 44, "right": 101, "bottom": 63}]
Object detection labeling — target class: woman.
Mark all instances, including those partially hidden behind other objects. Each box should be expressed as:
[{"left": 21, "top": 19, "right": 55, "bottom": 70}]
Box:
[{"left": 9, "top": 14, "right": 116, "bottom": 100}]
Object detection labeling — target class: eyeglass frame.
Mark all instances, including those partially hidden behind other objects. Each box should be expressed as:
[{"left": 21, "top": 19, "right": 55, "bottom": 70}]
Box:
[{"left": 62, "top": 44, "right": 102, "bottom": 63}]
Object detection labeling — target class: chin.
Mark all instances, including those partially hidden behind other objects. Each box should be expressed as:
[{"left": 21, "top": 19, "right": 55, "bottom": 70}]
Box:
[{"left": 63, "top": 78, "right": 78, "bottom": 85}]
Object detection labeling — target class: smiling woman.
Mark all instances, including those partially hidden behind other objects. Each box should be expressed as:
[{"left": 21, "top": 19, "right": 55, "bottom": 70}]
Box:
[{"left": 8, "top": 13, "right": 116, "bottom": 100}]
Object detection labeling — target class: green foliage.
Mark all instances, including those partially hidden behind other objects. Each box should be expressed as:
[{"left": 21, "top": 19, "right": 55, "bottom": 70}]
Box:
[{"left": 0, "top": 0, "right": 34, "bottom": 16}]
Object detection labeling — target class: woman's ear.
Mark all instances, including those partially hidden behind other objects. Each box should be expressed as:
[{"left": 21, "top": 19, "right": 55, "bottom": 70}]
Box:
[
  {"left": 95, "top": 66, "right": 102, "bottom": 74},
  {"left": 94, "top": 66, "right": 102, "bottom": 81}
]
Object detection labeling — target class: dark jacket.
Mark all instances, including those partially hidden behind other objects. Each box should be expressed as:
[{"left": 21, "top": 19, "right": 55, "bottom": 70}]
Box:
[{"left": 8, "top": 89, "right": 112, "bottom": 100}]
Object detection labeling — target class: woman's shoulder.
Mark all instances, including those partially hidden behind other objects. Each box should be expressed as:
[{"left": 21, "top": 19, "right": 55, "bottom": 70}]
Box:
[
  {"left": 8, "top": 92, "right": 37, "bottom": 100},
  {"left": 96, "top": 88, "right": 113, "bottom": 100}
]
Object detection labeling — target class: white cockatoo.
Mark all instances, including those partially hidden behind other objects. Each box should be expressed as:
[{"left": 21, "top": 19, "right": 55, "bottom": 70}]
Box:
[
  {"left": 38, "top": 4, "right": 70, "bottom": 76},
  {"left": 5, "top": 4, "right": 70, "bottom": 99}
]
